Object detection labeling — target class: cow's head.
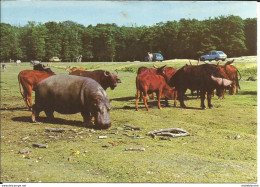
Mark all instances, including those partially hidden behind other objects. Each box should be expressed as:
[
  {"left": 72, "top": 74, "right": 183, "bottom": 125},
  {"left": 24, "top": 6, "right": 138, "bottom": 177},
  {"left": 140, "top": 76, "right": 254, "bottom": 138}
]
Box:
[
  {"left": 211, "top": 66, "right": 233, "bottom": 97},
  {"left": 104, "top": 70, "right": 121, "bottom": 90},
  {"left": 90, "top": 94, "right": 111, "bottom": 129},
  {"left": 163, "top": 85, "right": 176, "bottom": 100},
  {"left": 34, "top": 64, "right": 54, "bottom": 74}
]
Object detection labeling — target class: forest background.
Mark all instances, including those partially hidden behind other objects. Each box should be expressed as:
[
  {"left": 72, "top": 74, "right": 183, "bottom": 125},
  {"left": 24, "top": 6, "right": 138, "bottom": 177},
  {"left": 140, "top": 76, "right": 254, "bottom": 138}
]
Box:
[{"left": 0, "top": 15, "right": 257, "bottom": 62}]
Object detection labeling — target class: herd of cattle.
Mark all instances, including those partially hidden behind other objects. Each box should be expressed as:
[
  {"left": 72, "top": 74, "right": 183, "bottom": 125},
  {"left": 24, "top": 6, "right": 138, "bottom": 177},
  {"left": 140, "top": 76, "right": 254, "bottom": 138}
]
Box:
[{"left": 17, "top": 60, "right": 240, "bottom": 129}]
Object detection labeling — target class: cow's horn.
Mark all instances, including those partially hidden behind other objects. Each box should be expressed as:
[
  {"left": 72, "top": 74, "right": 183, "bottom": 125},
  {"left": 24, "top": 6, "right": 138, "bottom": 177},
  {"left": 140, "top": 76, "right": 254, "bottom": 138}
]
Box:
[
  {"left": 225, "top": 59, "right": 234, "bottom": 65},
  {"left": 115, "top": 70, "right": 119, "bottom": 76},
  {"left": 211, "top": 75, "right": 233, "bottom": 87},
  {"left": 216, "top": 61, "right": 220, "bottom": 66},
  {"left": 104, "top": 71, "right": 110, "bottom": 77},
  {"left": 153, "top": 64, "right": 158, "bottom": 69}
]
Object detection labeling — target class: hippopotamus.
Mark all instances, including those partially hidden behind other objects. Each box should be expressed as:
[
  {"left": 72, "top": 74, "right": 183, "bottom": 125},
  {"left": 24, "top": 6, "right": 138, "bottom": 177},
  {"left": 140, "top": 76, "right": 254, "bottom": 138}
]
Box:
[{"left": 32, "top": 74, "right": 111, "bottom": 129}]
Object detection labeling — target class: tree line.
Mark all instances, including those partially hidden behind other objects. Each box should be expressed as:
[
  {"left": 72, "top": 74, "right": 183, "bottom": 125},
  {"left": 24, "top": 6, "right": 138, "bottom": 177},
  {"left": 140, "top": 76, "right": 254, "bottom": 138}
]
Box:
[{"left": 0, "top": 15, "right": 257, "bottom": 62}]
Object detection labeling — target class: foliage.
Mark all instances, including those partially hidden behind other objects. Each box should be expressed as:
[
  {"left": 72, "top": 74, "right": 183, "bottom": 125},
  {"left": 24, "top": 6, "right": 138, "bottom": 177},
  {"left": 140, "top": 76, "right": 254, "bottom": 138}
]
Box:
[{"left": 0, "top": 15, "right": 257, "bottom": 62}]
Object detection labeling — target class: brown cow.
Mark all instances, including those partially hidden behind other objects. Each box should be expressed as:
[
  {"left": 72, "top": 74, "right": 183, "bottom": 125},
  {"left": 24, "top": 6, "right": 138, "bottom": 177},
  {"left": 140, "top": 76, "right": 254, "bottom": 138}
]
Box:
[
  {"left": 216, "top": 59, "right": 241, "bottom": 99},
  {"left": 70, "top": 70, "right": 121, "bottom": 90},
  {"left": 65, "top": 66, "right": 85, "bottom": 73},
  {"left": 155, "top": 65, "right": 178, "bottom": 106},
  {"left": 136, "top": 65, "right": 162, "bottom": 100},
  {"left": 18, "top": 70, "right": 55, "bottom": 110},
  {"left": 136, "top": 73, "right": 177, "bottom": 111}
]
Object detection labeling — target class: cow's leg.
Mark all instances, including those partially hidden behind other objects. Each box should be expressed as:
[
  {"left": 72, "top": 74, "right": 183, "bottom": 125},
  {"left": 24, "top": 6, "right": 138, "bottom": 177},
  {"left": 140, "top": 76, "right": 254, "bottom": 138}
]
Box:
[
  {"left": 156, "top": 90, "right": 162, "bottom": 109},
  {"left": 136, "top": 90, "right": 141, "bottom": 111},
  {"left": 22, "top": 91, "right": 31, "bottom": 111},
  {"left": 165, "top": 97, "right": 169, "bottom": 107},
  {"left": 143, "top": 91, "right": 149, "bottom": 111},
  {"left": 178, "top": 89, "right": 186, "bottom": 108},
  {"left": 174, "top": 90, "right": 178, "bottom": 107},
  {"left": 196, "top": 90, "right": 200, "bottom": 100},
  {"left": 25, "top": 87, "right": 34, "bottom": 109},
  {"left": 200, "top": 90, "right": 206, "bottom": 109},
  {"left": 139, "top": 92, "right": 143, "bottom": 102},
  {"left": 222, "top": 89, "right": 226, "bottom": 99},
  {"left": 207, "top": 91, "right": 213, "bottom": 109}
]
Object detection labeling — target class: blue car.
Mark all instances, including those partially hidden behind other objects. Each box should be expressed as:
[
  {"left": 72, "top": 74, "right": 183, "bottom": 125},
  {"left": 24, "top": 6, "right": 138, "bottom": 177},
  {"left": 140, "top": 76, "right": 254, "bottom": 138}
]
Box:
[{"left": 145, "top": 53, "right": 164, "bottom": 62}]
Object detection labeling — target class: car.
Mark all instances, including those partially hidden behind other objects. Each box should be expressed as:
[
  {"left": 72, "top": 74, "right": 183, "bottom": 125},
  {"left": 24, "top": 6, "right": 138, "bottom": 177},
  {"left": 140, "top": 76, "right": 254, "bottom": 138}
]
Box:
[
  {"left": 49, "top": 57, "right": 61, "bottom": 62},
  {"left": 200, "top": 51, "right": 227, "bottom": 61},
  {"left": 145, "top": 53, "right": 164, "bottom": 62}
]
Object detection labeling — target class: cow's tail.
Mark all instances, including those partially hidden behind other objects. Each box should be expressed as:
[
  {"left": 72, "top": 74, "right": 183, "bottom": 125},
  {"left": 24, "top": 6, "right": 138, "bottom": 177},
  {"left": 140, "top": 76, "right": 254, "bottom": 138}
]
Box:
[
  {"left": 235, "top": 68, "right": 242, "bottom": 90},
  {"left": 18, "top": 73, "right": 30, "bottom": 108}
]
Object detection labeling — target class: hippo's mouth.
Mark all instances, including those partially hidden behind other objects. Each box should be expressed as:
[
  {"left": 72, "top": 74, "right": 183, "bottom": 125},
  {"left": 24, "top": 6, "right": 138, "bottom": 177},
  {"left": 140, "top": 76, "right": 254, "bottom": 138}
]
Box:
[{"left": 90, "top": 113, "right": 111, "bottom": 129}]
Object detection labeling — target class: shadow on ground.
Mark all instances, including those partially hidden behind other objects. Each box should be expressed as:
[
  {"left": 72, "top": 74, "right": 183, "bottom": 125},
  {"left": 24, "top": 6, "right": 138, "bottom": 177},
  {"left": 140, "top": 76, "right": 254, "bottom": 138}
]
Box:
[{"left": 12, "top": 116, "right": 85, "bottom": 128}]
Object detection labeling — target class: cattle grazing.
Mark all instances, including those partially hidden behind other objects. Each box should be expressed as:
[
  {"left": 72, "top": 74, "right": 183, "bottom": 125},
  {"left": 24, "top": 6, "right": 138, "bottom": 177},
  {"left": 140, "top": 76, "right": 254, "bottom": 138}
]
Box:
[
  {"left": 70, "top": 70, "right": 121, "bottom": 90},
  {"left": 169, "top": 64, "right": 233, "bottom": 109},
  {"left": 18, "top": 70, "right": 55, "bottom": 110},
  {"left": 137, "top": 65, "right": 167, "bottom": 98},
  {"left": 2, "top": 64, "right": 6, "bottom": 71},
  {"left": 136, "top": 73, "right": 177, "bottom": 111},
  {"left": 216, "top": 59, "right": 241, "bottom": 99},
  {"left": 65, "top": 66, "right": 85, "bottom": 73},
  {"left": 32, "top": 75, "right": 111, "bottom": 129},
  {"left": 155, "top": 65, "right": 178, "bottom": 106},
  {"left": 33, "top": 64, "right": 54, "bottom": 73}
]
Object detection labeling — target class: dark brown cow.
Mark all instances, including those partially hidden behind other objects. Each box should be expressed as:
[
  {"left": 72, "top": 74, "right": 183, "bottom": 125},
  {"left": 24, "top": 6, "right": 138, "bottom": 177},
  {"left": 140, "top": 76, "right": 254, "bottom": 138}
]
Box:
[
  {"left": 33, "top": 64, "right": 54, "bottom": 73},
  {"left": 136, "top": 73, "right": 177, "bottom": 111},
  {"left": 70, "top": 70, "right": 121, "bottom": 90},
  {"left": 18, "top": 70, "right": 55, "bottom": 110},
  {"left": 169, "top": 64, "right": 233, "bottom": 109}
]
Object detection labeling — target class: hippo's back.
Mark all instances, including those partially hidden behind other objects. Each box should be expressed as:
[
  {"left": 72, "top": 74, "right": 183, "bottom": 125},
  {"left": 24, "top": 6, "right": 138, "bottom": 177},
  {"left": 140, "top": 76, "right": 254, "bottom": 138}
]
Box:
[{"left": 35, "top": 74, "right": 103, "bottom": 114}]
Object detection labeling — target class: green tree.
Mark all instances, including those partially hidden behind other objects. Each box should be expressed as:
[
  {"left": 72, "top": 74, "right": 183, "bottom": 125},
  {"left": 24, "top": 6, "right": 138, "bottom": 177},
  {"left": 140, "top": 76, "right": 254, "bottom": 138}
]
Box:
[{"left": 244, "top": 18, "right": 257, "bottom": 56}]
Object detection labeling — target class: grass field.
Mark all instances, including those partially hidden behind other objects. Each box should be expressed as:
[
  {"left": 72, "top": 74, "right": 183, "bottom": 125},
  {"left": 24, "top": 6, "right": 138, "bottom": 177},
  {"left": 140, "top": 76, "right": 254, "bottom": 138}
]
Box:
[{"left": 0, "top": 58, "right": 257, "bottom": 183}]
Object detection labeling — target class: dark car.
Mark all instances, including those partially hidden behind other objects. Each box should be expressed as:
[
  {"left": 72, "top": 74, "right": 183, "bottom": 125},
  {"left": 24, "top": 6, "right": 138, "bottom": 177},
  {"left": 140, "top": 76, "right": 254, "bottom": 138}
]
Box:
[{"left": 145, "top": 53, "right": 164, "bottom": 62}]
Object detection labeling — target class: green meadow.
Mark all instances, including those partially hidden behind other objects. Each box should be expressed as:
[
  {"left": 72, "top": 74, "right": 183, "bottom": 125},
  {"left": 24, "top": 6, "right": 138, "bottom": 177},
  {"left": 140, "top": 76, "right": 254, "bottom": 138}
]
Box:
[{"left": 0, "top": 58, "right": 257, "bottom": 183}]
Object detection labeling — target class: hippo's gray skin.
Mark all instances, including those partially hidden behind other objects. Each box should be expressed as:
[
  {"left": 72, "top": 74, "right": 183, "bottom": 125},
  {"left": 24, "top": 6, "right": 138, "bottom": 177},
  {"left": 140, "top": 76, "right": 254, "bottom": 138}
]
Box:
[{"left": 32, "top": 74, "right": 111, "bottom": 129}]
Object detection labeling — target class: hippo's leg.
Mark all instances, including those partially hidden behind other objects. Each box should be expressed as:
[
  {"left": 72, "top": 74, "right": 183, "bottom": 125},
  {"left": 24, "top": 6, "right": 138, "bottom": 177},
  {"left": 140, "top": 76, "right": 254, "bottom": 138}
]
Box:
[
  {"left": 44, "top": 110, "right": 54, "bottom": 121},
  {"left": 81, "top": 111, "right": 94, "bottom": 128},
  {"left": 200, "top": 90, "right": 206, "bottom": 109},
  {"left": 32, "top": 104, "right": 41, "bottom": 123}
]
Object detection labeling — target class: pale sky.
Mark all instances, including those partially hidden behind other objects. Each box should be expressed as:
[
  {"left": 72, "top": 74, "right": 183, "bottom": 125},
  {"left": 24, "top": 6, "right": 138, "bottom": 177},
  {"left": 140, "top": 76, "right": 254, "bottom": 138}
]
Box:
[{"left": 1, "top": 1, "right": 258, "bottom": 27}]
